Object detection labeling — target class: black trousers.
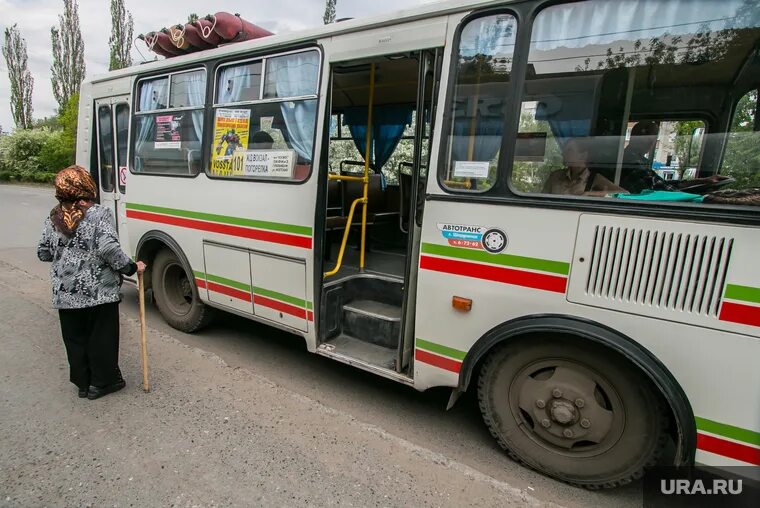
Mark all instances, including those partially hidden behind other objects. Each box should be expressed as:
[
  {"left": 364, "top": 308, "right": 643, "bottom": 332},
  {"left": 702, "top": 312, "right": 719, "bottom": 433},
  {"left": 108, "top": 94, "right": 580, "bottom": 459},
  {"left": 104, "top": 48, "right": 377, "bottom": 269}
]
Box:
[{"left": 58, "top": 302, "right": 122, "bottom": 390}]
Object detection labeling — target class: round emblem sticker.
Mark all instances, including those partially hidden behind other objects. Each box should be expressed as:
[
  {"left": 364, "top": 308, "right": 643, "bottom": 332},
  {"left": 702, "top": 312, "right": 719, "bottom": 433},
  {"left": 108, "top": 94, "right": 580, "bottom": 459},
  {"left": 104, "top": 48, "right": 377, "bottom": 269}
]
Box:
[{"left": 482, "top": 228, "right": 507, "bottom": 254}]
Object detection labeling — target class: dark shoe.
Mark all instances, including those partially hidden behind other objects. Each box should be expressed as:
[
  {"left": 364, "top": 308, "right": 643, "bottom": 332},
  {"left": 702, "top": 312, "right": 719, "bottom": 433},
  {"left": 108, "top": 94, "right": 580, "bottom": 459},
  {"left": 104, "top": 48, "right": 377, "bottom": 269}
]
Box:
[
  {"left": 87, "top": 379, "right": 126, "bottom": 400},
  {"left": 78, "top": 388, "right": 88, "bottom": 398}
]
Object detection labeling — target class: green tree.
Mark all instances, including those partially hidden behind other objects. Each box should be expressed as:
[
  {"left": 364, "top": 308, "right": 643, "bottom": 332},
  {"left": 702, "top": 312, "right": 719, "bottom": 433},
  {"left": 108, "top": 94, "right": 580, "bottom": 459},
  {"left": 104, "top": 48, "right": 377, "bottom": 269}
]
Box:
[
  {"left": 2, "top": 24, "right": 34, "bottom": 129},
  {"left": 510, "top": 110, "right": 563, "bottom": 193},
  {"left": 51, "top": 0, "right": 86, "bottom": 110},
  {"left": 721, "top": 90, "right": 760, "bottom": 189},
  {"left": 323, "top": 0, "right": 337, "bottom": 24},
  {"left": 672, "top": 120, "right": 703, "bottom": 178},
  {"left": 109, "top": 0, "right": 134, "bottom": 71}
]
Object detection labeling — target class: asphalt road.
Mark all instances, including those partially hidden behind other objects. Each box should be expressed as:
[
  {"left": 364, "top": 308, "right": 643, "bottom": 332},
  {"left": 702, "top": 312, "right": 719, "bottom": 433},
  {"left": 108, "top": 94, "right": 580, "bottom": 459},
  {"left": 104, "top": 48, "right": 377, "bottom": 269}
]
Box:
[{"left": 0, "top": 184, "right": 640, "bottom": 507}]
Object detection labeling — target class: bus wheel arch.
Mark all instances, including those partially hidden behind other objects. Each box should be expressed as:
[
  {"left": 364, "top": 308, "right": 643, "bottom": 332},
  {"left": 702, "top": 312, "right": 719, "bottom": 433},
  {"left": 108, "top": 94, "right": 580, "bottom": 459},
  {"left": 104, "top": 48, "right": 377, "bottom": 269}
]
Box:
[
  {"left": 459, "top": 315, "right": 696, "bottom": 475},
  {"left": 135, "top": 231, "right": 213, "bottom": 332}
]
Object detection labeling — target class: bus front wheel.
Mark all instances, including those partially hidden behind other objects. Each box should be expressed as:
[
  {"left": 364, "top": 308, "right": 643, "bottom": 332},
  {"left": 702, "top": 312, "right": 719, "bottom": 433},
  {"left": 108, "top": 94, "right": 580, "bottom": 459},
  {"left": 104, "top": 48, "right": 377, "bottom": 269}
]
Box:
[
  {"left": 477, "top": 337, "right": 667, "bottom": 489},
  {"left": 152, "top": 249, "right": 213, "bottom": 333}
]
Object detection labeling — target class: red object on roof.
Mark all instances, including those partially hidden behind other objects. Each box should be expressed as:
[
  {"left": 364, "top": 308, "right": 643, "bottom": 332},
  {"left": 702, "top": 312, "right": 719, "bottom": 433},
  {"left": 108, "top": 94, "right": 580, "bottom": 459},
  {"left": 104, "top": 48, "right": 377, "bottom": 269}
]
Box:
[
  {"left": 209, "top": 12, "right": 274, "bottom": 41},
  {"left": 180, "top": 23, "right": 215, "bottom": 50},
  {"left": 140, "top": 12, "right": 274, "bottom": 59},
  {"left": 193, "top": 18, "right": 222, "bottom": 45}
]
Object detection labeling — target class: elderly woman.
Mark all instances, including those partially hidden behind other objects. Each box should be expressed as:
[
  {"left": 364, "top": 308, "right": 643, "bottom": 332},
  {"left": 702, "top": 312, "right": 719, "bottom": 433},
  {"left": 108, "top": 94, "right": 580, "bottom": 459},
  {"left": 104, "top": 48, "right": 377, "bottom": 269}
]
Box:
[{"left": 37, "top": 166, "right": 146, "bottom": 400}]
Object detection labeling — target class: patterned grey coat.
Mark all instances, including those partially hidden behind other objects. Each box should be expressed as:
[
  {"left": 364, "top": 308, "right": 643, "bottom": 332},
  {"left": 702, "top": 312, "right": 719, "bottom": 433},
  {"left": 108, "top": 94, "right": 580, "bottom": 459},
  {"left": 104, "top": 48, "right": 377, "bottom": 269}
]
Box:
[{"left": 37, "top": 205, "right": 136, "bottom": 309}]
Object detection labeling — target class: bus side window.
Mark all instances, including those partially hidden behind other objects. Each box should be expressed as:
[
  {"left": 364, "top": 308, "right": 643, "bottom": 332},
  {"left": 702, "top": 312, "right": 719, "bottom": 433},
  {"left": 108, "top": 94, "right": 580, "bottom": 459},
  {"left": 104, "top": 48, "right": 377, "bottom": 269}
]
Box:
[
  {"left": 440, "top": 13, "right": 517, "bottom": 193},
  {"left": 208, "top": 50, "right": 320, "bottom": 182},
  {"left": 507, "top": 0, "right": 760, "bottom": 206},
  {"left": 132, "top": 69, "right": 206, "bottom": 176}
]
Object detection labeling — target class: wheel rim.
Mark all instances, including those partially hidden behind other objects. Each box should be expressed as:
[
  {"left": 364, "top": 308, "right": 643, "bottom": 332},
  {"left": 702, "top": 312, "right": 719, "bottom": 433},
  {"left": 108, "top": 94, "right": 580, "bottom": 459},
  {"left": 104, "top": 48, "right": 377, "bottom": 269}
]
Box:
[
  {"left": 484, "top": 232, "right": 504, "bottom": 251},
  {"left": 508, "top": 358, "right": 625, "bottom": 458},
  {"left": 161, "top": 262, "right": 193, "bottom": 317}
]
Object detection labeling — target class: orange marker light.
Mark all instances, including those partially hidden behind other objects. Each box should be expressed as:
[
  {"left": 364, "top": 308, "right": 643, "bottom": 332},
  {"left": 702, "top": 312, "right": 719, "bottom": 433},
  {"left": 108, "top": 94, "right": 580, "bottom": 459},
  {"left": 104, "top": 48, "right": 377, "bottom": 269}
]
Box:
[{"left": 452, "top": 296, "right": 472, "bottom": 312}]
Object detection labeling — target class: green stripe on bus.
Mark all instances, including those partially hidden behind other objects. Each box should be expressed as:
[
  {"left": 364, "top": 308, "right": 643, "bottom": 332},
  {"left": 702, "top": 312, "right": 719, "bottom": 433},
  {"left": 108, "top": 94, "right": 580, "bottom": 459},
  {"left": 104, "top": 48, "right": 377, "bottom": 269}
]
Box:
[
  {"left": 415, "top": 338, "right": 466, "bottom": 361},
  {"left": 421, "top": 243, "right": 570, "bottom": 276},
  {"left": 126, "top": 202, "right": 312, "bottom": 237},
  {"left": 724, "top": 284, "right": 760, "bottom": 305},
  {"left": 696, "top": 416, "right": 760, "bottom": 447},
  {"left": 194, "top": 270, "right": 251, "bottom": 292},
  {"left": 253, "top": 286, "right": 311, "bottom": 309}
]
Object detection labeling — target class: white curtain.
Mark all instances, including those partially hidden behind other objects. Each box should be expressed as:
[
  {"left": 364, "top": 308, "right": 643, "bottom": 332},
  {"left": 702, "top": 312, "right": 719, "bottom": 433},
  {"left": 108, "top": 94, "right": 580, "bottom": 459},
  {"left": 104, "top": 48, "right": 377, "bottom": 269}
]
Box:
[
  {"left": 217, "top": 64, "right": 256, "bottom": 104},
  {"left": 135, "top": 79, "right": 167, "bottom": 170},
  {"left": 184, "top": 70, "right": 206, "bottom": 144},
  {"left": 531, "top": 0, "right": 751, "bottom": 51},
  {"left": 267, "top": 51, "right": 319, "bottom": 161}
]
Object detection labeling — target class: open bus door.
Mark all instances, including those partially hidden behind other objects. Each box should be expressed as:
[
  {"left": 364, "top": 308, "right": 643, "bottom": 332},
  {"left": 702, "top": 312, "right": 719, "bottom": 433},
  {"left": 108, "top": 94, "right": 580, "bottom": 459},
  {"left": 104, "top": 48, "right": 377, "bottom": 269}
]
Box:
[
  {"left": 95, "top": 97, "right": 131, "bottom": 258},
  {"left": 317, "top": 41, "right": 442, "bottom": 380}
]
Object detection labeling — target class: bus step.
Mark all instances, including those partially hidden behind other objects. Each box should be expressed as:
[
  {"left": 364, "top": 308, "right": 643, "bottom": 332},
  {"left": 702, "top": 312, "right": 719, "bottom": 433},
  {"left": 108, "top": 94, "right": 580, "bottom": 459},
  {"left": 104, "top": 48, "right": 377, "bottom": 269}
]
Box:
[
  {"left": 322, "top": 334, "right": 397, "bottom": 370},
  {"left": 342, "top": 299, "right": 401, "bottom": 349}
]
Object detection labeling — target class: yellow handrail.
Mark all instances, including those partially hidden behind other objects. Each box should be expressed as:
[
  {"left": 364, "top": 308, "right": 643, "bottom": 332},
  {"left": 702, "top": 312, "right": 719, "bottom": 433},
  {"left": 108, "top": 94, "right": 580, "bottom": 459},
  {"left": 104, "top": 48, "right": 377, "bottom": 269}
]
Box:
[
  {"left": 324, "top": 63, "right": 376, "bottom": 278},
  {"left": 323, "top": 197, "right": 366, "bottom": 277}
]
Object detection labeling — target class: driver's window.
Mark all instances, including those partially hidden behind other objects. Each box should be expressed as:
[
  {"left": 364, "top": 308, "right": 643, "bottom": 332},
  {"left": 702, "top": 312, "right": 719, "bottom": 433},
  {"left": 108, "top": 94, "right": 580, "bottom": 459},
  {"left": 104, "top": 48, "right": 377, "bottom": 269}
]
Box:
[{"left": 508, "top": 0, "right": 760, "bottom": 207}]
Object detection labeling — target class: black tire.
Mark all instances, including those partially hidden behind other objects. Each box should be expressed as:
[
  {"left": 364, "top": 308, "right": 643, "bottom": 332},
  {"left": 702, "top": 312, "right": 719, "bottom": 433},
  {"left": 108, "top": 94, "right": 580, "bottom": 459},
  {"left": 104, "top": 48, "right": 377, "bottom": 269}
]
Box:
[
  {"left": 477, "top": 337, "right": 667, "bottom": 489},
  {"left": 152, "top": 249, "right": 213, "bottom": 332}
]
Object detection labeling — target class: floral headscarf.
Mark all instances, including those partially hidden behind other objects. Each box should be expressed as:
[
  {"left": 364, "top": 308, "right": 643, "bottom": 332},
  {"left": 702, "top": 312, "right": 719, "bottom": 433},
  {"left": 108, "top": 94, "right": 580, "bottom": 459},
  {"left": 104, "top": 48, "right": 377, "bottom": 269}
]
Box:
[{"left": 50, "top": 165, "right": 97, "bottom": 237}]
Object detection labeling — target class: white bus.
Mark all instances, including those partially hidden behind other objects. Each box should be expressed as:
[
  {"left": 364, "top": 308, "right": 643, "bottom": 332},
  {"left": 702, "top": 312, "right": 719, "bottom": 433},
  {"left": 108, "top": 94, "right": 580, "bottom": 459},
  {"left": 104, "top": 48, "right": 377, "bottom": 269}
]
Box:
[{"left": 78, "top": 0, "right": 760, "bottom": 488}]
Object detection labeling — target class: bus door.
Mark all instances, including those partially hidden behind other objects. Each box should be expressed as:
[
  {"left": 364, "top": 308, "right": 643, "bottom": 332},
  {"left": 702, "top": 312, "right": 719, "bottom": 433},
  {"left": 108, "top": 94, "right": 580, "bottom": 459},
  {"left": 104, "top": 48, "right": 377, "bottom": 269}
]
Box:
[
  {"left": 399, "top": 48, "right": 440, "bottom": 371},
  {"left": 317, "top": 17, "right": 447, "bottom": 378},
  {"left": 95, "top": 97, "right": 131, "bottom": 255}
]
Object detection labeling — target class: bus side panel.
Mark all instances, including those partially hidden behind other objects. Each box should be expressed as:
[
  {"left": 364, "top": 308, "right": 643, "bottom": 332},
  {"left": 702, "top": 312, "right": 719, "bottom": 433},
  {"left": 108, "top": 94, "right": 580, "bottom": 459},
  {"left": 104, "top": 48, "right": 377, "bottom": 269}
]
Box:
[
  {"left": 413, "top": 199, "right": 760, "bottom": 469},
  {"left": 126, "top": 172, "right": 319, "bottom": 343}
]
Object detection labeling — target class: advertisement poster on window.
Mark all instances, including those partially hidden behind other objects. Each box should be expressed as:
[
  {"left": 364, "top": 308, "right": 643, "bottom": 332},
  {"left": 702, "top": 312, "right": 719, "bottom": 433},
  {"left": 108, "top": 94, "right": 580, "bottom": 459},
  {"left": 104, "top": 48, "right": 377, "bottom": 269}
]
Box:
[
  {"left": 231, "top": 150, "right": 296, "bottom": 179},
  {"left": 210, "top": 109, "right": 251, "bottom": 175},
  {"left": 155, "top": 115, "right": 182, "bottom": 149}
]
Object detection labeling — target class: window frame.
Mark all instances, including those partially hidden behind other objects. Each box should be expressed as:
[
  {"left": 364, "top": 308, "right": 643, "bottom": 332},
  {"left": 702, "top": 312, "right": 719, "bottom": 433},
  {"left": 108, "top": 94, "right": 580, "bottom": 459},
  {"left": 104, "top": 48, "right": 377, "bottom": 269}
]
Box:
[
  {"left": 130, "top": 66, "right": 208, "bottom": 178},
  {"left": 204, "top": 46, "right": 323, "bottom": 184},
  {"left": 114, "top": 102, "right": 130, "bottom": 193},
  {"left": 96, "top": 104, "right": 115, "bottom": 193},
  {"left": 436, "top": 7, "right": 523, "bottom": 195}
]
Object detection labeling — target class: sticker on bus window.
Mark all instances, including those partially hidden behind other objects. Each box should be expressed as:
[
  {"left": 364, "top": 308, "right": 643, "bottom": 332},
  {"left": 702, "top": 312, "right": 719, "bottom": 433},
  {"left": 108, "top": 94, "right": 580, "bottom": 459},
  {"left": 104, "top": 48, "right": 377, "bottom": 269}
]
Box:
[
  {"left": 231, "top": 149, "right": 296, "bottom": 178},
  {"left": 437, "top": 223, "right": 507, "bottom": 253},
  {"left": 155, "top": 114, "right": 182, "bottom": 149},
  {"left": 118, "top": 166, "right": 127, "bottom": 187},
  {"left": 453, "top": 161, "right": 489, "bottom": 179},
  {"left": 210, "top": 109, "right": 251, "bottom": 176}
]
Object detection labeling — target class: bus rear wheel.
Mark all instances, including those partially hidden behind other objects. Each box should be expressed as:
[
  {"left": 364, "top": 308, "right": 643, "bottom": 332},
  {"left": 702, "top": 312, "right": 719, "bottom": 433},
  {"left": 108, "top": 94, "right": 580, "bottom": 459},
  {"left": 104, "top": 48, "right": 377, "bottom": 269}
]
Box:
[
  {"left": 477, "top": 337, "right": 667, "bottom": 489},
  {"left": 152, "top": 249, "right": 213, "bottom": 333}
]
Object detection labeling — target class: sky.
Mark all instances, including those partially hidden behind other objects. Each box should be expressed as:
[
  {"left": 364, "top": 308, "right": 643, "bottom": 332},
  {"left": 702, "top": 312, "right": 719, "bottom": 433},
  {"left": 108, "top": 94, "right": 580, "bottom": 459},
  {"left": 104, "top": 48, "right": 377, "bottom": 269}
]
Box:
[{"left": 0, "top": 0, "right": 437, "bottom": 132}]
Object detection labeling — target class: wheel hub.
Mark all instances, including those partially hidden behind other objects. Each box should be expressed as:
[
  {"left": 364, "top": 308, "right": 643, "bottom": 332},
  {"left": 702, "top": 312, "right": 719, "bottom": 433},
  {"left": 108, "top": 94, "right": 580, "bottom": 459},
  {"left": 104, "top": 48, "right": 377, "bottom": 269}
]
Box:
[
  {"left": 515, "top": 364, "right": 617, "bottom": 451},
  {"left": 550, "top": 399, "right": 578, "bottom": 425}
]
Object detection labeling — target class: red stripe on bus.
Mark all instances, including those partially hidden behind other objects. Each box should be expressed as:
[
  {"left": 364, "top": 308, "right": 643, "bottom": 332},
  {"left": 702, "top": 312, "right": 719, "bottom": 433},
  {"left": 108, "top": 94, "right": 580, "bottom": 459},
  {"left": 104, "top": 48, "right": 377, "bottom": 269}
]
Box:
[
  {"left": 254, "top": 294, "right": 312, "bottom": 321},
  {"left": 204, "top": 280, "right": 252, "bottom": 303},
  {"left": 126, "top": 209, "right": 312, "bottom": 249},
  {"left": 196, "top": 278, "right": 207, "bottom": 289},
  {"left": 719, "top": 301, "right": 760, "bottom": 328},
  {"left": 697, "top": 433, "right": 760, "bottom": 466},
  {"left": 419, "top": 255, "right": 567, "bottom": 294},
  {"left": 415, "top": 349, "right": 461, "bottom": 374}
]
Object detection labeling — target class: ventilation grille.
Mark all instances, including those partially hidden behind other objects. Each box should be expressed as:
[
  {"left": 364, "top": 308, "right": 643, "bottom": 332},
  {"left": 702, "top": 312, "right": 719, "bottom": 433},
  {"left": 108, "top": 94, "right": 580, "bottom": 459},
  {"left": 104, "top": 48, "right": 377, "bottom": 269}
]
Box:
[{"left": 584, "top": 226, "right": 733, "bottom": 317}]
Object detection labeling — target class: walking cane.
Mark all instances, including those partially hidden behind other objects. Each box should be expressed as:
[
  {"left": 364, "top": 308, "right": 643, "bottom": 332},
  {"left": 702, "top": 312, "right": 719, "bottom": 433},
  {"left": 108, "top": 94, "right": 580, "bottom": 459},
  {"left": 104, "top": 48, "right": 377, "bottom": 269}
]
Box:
[{"left": 137, "top": 270, "right": 150, "bottom": 392}]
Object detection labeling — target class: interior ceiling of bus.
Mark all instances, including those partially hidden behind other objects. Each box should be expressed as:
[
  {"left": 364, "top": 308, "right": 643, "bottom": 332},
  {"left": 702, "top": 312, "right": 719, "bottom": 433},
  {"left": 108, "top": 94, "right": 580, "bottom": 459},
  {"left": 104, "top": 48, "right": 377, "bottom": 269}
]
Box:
[{"left": 331, "top": 55, "right": 419, "bottom": 110}]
